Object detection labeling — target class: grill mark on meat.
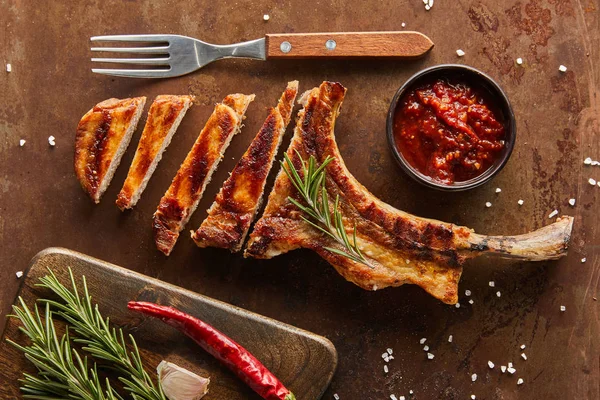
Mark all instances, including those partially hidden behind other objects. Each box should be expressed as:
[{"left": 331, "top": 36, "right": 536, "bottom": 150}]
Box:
[
  {"left": 245, "top": 81, "right": 573, "bottom": 304},
  {"left": 84, "top": 110, "right": 112, "bottom": 193},
  {"left": 221, "top": 113, "right": 277, "bottom": 212}
]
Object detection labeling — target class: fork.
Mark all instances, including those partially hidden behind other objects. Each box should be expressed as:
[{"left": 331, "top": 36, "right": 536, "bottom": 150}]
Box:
[{"left": 91, "top": 32, "right": 434, "bottom": 78}]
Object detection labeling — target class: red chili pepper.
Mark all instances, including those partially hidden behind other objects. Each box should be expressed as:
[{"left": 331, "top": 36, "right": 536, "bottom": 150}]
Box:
[{"left": 128, "top": 301, "right": 296, "bottom": 400}]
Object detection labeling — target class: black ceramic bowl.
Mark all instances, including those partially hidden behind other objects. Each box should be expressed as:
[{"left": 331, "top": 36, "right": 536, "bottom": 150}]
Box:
[{"left": 386, "top": 64, "right": 516, "bottom": 191}]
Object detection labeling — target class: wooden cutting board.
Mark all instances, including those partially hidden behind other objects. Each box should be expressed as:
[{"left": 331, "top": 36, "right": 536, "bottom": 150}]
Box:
[{"left": 0, "top": 248, "right": 337, "bottom": 399}]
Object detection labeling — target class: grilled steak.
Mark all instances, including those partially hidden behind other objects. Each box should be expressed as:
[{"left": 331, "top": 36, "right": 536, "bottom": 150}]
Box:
[
  {"left": 117, "top": 95, "right": 194, "bottom": 211},
  {"left": 153, "top": 94, "right": 255, "bottom": 255},
  {"left": 192, "top": 81, "right": 299, "bottom": 252},
  {"left": 245, "top": 82, "right": 573, "bottom": 304},
  {"left": 75, "top": 97, "right": 146, "bottom": 203}
]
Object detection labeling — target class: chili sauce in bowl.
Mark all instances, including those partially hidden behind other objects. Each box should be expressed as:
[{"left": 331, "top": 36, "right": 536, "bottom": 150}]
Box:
[{"left": 386, "top": 65, "right": 516, "bottom": 191}]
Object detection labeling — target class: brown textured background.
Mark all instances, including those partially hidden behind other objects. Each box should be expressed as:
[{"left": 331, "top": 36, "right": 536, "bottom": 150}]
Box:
[{"left": 0, "top": 0, "right": 598, "bottom": 399}]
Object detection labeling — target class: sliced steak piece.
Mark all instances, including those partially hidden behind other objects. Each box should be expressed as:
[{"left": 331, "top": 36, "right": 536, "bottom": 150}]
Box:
[
  {"left": 192, "top": 81, "right": 298, "bottom": 252},
  {"left": 153, "top": 94, "right": 255, "bottom": 255},
  {"left": 117, "top": 95, "right": 194, "bottom": 210}
]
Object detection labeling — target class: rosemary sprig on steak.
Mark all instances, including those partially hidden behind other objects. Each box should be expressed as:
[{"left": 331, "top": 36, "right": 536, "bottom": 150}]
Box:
[{"left": 281, "top": 151, "right": 374, "bottom": 269}]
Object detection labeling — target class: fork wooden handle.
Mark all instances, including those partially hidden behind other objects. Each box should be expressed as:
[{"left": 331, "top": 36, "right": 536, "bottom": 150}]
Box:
[{"left": 265, "top": 31, "right": 434, "bottom": 59}]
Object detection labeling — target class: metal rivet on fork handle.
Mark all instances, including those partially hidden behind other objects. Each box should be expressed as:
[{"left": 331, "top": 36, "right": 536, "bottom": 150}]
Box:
[
  {"left": 280, "top": 41, "right": 292, "bottom": 53},
  {"left": 325, "top": 39, "right": 336, "bottom": 50}
]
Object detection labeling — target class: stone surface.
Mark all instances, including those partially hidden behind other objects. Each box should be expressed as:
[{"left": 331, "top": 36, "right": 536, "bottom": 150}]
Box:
[{"left": 0, "top": 0, "right": 598, "bottom": 398}]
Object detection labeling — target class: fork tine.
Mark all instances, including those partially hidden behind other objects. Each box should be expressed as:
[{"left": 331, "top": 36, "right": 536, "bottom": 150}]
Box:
[
  {"left": 91, "top": 68, "right": 171, "bottom": 78},
  {"left": 91, "top": 57, "right": 170, "bottom": 65},
  {"left": 90, "top": 46, "right": 170, "bottom": 53},
  {"left": 90, "top": 34, "right": 170, "bottom": 43}
]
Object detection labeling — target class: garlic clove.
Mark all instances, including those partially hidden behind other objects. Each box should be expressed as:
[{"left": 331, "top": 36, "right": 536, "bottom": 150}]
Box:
[{"left": 157, "top": 360, "right": 210, "bottom": 400}]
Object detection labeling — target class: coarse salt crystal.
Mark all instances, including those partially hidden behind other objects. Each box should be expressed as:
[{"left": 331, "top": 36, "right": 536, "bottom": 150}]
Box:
[
  {"left": 501, "top": 365, "right": 507, "bottom": 373},
  {"left": 548, "top": 209, "right": 559, "bottom": 218},
  {"left": 520, "top": 344, "right": 526, "bottom": 349},
  {"left": 423, "top": 345, "right": 430, "bottom": 351},
  {"left": 427, "top": 352, "right": 435, "bottom": 359},
  {"left": 496, "top": 291, "right": 502, "bottom": 297},
  {"left": 485, "top": 202, "right": 492, "bottom": 208},
  {"left": 516, "top": 57, "right": 523, "bottom": 65},
  {"left": 16, "top": 271, "right": 23, "bottom": 278},
  {"left": 390, "top": 395, "right": 398, "bottom": 400},
  {"left": 401, "top": 22, "right": 406, "bottom": 28},
  {"left": 19, "top": 139, "right": 26, "bottom": 146},
  {"left": 559, "top": 65, "right": 567, "bottom": 72},
  {"left": 569, "top": 198, "right": 576, "bottom": 206},
  {"left": 508, "top": 367, "right": 516, "bottom": 374},
  {"left": 471, "top": 373, "right": 477, "bottom": 382},
  {"left": 489, "top": 281, "right": 495, "bottom": 287},
  {"left": 448, "top": 335, "right": 453, "bottom": 343},
  {"left": 517, "top": 378, "right": 524, "bottom": 385},
  {"left": 455, "top": 303, "right": 460, "bottom": 308},
  {"left": 387, "top": 348, "right": 393, "bottom": 355},
  {"left": 428, "top": 0, "right": 434, "bottom": 7},
  {"left": 382, "top": 352, "right": 388, "bottom": 359},
  {"left": 594, "top": 161, "right": 600, "bottom": 166},
  {"left": 420, "top": 338, "right": 427, "bottom": 344},
  {"left": 508, "top": 362, "right": 513, "bottom": 368},
  {"left": 6, "top": 63, "right": 12, "bottom": 72},
  {"left": 584, "top": 157, "right": 593, "bottom": 165},
  {"left": 48, "top": 135, "right": 56, "bottom": 146},
  {"left": 488, "top": 361, "right": 495, "bottom": 369},
  {"left": 495, "top": 187, "right": 502, "bottom": 193},
  {"left": 471, "top": 396, "right": 476, "bottom": 400},
  {"left": 409, "top": 390, "right": 414, "bottom": 395},
  {"left": 465, "top": 289, "right": 472, "bottom": 296},
  {"left": 469, "top": 299, "right": 474, "bottom": 304},
  {"left": 400, "top": 397, "right": 406, "bottom": 400},
  {"left": 521, "top": 353, "right": 527, "bottom": 360},
  {"left": 518, "top": 199, "right": 524, "bottom": 206},
  {"left": 384, "top": 365, "right": 389, "bottom": 373},
  {"left": 334, "top": 394, "right": 340, "bottom": 400},
  {"left": 581, "top": 258, "right": 587, "bottom": 263},
  {"left": 456, "top": 49, "right": 465, "bottom": 57},
  {"left": 560, "top": 305, "right": 566, "bottom": 312},
  {"left": 263, "top": 14, "right": 270, "bottom": 21},
  {"left": 388, "top": 355, "right": 394, "bottom": 361},
  {"left": 589, "top": 178, "right": 597, "bottom": 185}
]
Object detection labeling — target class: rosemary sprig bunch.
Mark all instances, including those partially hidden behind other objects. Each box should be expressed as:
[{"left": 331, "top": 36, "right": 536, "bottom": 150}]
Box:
[
  {"left": 7, "top": 299, "right": 120, "bottom": 400},
  {"left": 36, "top": 268, "right": 166, "bottom": 400},
  {"left": 281, "top": 151, "right": 374, "bottom": 268}
]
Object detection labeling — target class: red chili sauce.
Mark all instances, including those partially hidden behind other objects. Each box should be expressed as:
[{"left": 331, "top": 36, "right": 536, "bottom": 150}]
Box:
[{"left": 393, "top": 79, "right": 506, "bottom": 184}]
